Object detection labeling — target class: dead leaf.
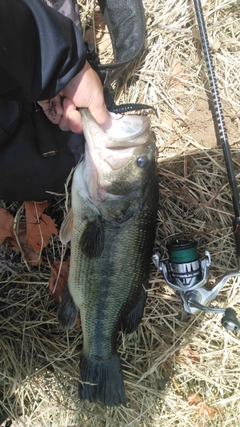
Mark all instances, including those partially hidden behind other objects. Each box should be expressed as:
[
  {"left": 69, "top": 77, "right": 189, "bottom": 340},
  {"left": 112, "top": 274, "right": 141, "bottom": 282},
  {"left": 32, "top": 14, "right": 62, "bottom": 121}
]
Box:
[
  {"left": 25, "top": 201, "right": 57, "bottom": 254},
  {"left": 21, "top": 244, "right": 42, "bottom": 265},
  {"left": 199, "top": 402, "right": 217, "bottom": 418},
  {"left": 49, "top": 261, "right": 69, "bottom": 303},
  {"left": 187, "top": 391, "right": 203, "bottom": 406},
  {"left": 7, "top": 222, "right": 42, "bottom": 265},
  {"left": 0, "top": 208, "right": 14, "bottom": 243},
  {"left": 171, "top": 59, "right": 182, "bottom": 76},
  {"left": 169, "top": 59, "right": 188, "bottom": 88},
  {"left": 176, "top": 345, "right": 200, "bottom": 365},
  {"left": 1, "top": 203, "right": 57, "bottom": 266},
  {"left": 209, "top": 36, "right": 221, "bottom": 51},
  {"left": 187, "top": 391, "right": 217, "bottom": 419}
]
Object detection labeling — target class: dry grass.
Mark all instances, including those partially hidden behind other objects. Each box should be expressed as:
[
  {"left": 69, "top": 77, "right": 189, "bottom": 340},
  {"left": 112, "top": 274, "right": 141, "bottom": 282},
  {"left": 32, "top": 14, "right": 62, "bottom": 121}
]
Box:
[{"left": 1, "top": 0, "right": 240, "bottom": 426}]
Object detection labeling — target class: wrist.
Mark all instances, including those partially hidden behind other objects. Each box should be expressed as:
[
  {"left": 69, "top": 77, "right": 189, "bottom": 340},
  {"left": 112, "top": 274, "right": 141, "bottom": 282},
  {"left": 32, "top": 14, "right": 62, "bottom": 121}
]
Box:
[{"left": 60, "top": 61, "right": 89, "bottom": 102}]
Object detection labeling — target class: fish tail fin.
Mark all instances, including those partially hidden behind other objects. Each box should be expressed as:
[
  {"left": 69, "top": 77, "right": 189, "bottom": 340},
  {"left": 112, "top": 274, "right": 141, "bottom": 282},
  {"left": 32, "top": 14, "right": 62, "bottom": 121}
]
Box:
[
  {"left": 79, "top": 354, "right": 127, "bottom": 407},
  {"left": 57, "top": 285, "right": 79, "bottom": 330},
  {"left": 122, "top": 286, "right": 147, "bottom": 334}
]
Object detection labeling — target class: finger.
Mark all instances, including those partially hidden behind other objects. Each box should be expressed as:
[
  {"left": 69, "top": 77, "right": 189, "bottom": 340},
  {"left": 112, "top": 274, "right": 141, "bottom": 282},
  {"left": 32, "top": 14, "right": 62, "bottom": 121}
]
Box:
[
  {"left": 37, "top": 95, "right": 63, "bottom": 125},
  {"left": 61, "top": 61, "right": 110, "bottom": 126},
  {"left": 50, "top": 95, "right": 63, "bottom": 116},
  {"left": 59, "top": 98, "right": 83, "bottom": 133},
  {"left": 67, "top": 110, "right": 83, "bottom": 133},
  {"left": 88, "top": 101, "right": 109, "bottom": 126},
  {"left": 58, "top": 98, "right": 75, "bottom": 131}
]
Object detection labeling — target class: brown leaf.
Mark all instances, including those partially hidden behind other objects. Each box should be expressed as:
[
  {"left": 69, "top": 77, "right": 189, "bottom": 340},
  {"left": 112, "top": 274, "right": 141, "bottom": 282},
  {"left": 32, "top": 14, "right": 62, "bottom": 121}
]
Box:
[
  {"left": 25, "top": 201, "right": 58, "bottom": 254},
  {"left": 0, "top": 208, "right": 14, "bottom": 243},
  {"left": 199, "top": 402, "right": 217, "bottom": 418},
  {"left": 169, "top": 59, "right": 188, "bottom": 88},
  {"left": 187, "top": 391, "right": 203, "bottom": 406},
  {"left": 171, "top": 59, "right": 182, "bottom": 76},
  {"left": 49, "top": 261, "right": 69, "bottom": 303},
  {"left": 176, "top": 345, "right": 200, "bottom": 365},
  {"left": 187, "top": 391, "right": 217, "bottom": 419},
  {"left": 21, "top": 244, "right": 42, "bottom": 265},
  {"left": 7, "top": 223, "right": 42, "bottom": 265},
  {"left": 4, "top": 202, "right": 57, "bottom": 266}
]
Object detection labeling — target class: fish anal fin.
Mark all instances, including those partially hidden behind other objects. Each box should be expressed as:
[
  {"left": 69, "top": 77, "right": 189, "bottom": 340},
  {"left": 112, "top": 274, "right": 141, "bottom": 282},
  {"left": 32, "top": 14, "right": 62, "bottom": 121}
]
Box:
[
  {"left": 57, "top": 285, "right": 79, "bottom": 330},
  {"left": 59, "top": 209, "right": 74, "bottom": 244},
  {"left": 80, "top": 217, "right": 104, "bottom": 258},
  {"left": 79, "top": 354, "right": 126, "bottom": 407},
  {"left": 122, "top": 285, "right": 147, "bottom": 334}
]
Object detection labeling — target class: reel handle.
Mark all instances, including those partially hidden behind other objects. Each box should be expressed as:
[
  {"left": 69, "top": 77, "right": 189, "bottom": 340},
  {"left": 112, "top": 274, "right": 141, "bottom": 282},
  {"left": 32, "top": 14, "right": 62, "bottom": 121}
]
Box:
[{"left": 221, "top": 308, "right": 240, "bottom": 332}]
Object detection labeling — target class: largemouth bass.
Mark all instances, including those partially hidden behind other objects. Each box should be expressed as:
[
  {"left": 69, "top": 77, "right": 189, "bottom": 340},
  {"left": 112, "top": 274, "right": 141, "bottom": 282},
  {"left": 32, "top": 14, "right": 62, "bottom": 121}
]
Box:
[{"left": 58, "top": 109, "right": 158, "bottom": 406}]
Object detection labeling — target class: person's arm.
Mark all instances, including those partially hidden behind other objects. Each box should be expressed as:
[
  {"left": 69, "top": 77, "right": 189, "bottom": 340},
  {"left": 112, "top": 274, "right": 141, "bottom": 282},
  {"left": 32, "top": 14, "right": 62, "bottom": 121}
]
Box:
[
  {"left": 0, "top": 0, "right": 86, "bottom": 102},
  {"left": 0, "top": 0, "right": 109, "bottom": 131},
  {"left": 38, "top": 61, "right": 109, "bottom": 133}
]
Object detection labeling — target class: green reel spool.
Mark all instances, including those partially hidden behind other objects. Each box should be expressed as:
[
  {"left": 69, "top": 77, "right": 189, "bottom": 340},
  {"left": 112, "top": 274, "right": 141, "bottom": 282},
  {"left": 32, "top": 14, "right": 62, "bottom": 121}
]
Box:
[
  {"left": 166, "top": 239, "right": 201, "bottom": 286},
  {"left": 167, "top": 239, "right": 198, "bottom": 264}
]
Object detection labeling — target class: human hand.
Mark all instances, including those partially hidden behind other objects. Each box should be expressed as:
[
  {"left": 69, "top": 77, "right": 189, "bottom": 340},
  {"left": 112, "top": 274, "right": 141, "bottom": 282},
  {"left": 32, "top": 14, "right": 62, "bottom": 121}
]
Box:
[
  {"left": 37, "top": 94, "right": 63, "bottom": 124},
  {"left": 37, "top": 61, "right": 109, "bottom": 133}
]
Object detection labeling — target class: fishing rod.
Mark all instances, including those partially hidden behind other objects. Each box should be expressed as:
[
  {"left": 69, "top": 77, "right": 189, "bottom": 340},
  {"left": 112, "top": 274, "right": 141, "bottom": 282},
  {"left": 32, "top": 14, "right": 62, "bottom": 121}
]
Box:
[{"left": 153, "top": 0, "right": 240, "bottom": 331}]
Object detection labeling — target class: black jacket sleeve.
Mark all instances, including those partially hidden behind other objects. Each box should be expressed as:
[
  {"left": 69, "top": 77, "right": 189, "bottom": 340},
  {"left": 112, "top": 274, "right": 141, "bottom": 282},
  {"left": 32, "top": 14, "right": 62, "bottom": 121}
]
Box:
[{"left": 0, "top": 0, "right": 86, "bottom": 102}]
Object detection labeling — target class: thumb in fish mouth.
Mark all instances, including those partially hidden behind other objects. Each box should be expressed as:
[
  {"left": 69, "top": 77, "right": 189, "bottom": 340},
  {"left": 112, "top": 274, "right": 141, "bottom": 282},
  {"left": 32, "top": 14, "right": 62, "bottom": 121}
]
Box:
[{"left": 57, "top": 285, "right": 79, "bottom": 330}]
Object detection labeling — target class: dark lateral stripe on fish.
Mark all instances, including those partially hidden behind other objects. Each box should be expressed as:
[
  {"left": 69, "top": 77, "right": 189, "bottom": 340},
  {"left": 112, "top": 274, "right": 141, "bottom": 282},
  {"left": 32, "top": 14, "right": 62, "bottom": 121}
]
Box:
[
  {"left": 107, "top": 103, "right": 158, "bottom": 116},
  {"left": 79, "top": 354, "right": 127, "bottom": 407}
]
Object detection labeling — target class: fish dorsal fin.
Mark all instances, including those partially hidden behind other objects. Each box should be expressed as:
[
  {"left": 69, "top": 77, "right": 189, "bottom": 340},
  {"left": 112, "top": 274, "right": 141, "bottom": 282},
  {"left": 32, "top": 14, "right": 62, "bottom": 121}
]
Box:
[
  {"left": 59, "top": 208, "right": 74, "bottom": 244},
  {"left": 80, "top": 217, "right": 104, "bottom": 258}
]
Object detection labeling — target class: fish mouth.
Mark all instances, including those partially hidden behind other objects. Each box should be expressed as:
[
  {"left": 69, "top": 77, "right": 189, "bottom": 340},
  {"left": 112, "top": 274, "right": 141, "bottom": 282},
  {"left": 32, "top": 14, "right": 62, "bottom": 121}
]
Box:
[
  {"left": 101, "top": 112, "right": 150, "bottom": 146},
  {"left": 81, "top": 109, "right": 151, "bottom": 149}
]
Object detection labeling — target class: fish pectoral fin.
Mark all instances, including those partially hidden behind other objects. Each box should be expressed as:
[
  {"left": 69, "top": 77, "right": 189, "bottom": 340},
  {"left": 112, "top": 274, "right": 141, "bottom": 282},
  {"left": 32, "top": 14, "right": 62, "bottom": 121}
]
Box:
[
  {"left": 59, "top": 208, "right": 74, "bottom": 244},
  {"left": 122, "top": 285, "right": 147, "bottom": 334},
  {"left": 80, "top": 217, "right": 104, "bottom": 258}
]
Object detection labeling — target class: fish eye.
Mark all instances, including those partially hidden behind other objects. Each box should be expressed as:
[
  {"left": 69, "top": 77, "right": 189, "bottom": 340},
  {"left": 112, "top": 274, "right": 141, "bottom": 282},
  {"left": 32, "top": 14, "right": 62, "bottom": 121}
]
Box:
[{"left": 137, "top": 156, "right": 148, "bottom": 168}]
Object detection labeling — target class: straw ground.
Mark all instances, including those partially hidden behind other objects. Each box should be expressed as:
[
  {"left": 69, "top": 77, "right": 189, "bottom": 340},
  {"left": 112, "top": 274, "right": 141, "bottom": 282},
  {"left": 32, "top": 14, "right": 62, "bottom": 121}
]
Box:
[{"left": 1, "top": 0, "right": 240, "bottom": 426}]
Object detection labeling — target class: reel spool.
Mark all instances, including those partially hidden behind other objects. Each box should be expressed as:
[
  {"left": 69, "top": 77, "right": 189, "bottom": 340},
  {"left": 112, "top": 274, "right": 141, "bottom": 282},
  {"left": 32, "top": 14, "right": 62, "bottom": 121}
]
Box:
[{"left": 166, "top": 239, "right": 205, "bottom": 287}]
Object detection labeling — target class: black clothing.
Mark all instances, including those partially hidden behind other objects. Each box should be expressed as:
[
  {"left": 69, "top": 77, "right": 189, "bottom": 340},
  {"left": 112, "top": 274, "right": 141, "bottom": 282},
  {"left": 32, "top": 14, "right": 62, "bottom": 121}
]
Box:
[
  {"left": 0, "top": 0, "right": 86, "bottom": 103},
  {"left": 0, "top": 0, "right": 147, "bottom": 201},
  {"left": 0, "top": 0, "right": 86, "bottom": 201}
]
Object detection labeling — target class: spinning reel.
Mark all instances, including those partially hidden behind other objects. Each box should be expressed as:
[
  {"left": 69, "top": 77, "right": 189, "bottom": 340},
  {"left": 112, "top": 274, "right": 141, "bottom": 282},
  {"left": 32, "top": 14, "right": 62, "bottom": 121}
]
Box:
[
  {"left": 153, "top": 238, "right": 240, "bottom": 331},
  {"left": 153, "top": 0, "right": 240, "bottom": 331}
]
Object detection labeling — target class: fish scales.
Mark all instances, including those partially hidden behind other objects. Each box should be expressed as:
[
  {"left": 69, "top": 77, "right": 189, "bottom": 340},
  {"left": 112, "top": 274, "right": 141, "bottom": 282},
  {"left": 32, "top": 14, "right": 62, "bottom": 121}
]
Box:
[
  {"left": 58, "top": 109, "right": 158, "bottom": 407},
  {"left": 71, "top": 197, "right": 156, "bottom": 359}
]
